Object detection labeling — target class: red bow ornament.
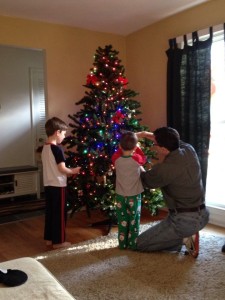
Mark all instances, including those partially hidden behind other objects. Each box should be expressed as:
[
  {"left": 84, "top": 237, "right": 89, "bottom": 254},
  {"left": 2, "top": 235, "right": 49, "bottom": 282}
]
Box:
[
  {"left": 86, "top": 74, "right": 98, "bottom": 85},
  {"left": 112, "top": 110, "right": 125, "bottom": 124},
  {"left": 118, "top": 76, "right": 128, "bottom": 86}
]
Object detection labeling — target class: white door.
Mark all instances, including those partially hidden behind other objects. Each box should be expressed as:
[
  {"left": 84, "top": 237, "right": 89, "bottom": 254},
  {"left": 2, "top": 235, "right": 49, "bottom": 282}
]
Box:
[{"left": 0, "top": 45, "right": 46, "bottom": 169}]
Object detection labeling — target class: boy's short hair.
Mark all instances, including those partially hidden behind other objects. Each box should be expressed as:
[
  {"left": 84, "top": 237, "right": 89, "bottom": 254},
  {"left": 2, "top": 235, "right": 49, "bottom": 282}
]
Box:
[
  {"left": 45, "top": 117, "right": 68, "bottom": 137},
  {"left": 120, "top": 131, "right": 138, "bottom": 151},
  {"left": 154, "top": 127, "right": 180, "bottom": 151}
]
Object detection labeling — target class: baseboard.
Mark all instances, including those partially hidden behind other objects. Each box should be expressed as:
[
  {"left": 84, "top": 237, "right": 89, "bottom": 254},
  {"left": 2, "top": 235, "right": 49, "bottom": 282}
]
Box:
[{"left": 208, "top": 206, "right": 225, "bottom": 228}]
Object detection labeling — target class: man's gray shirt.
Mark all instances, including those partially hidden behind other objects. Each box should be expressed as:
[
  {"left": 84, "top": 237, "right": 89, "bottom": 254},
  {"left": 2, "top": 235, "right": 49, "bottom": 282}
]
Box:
[{"left": 140, "top": 141, "right": 205, "bottom": 209}]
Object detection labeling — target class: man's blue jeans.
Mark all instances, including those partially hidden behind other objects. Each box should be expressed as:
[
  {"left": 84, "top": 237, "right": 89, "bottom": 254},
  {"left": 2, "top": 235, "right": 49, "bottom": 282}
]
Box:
[{"left": 137, "top": 208, "right": 209, "bottom": 252}]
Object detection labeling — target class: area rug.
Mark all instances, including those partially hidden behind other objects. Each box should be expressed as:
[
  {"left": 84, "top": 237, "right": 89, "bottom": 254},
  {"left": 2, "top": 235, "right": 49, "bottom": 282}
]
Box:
[{"left": 35, "top": 223, "right": 225, "bottom": 300}]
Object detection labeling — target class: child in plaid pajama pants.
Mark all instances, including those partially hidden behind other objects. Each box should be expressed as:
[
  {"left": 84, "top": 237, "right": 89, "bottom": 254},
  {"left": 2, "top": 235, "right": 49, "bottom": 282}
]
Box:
[{"left": 112, "top": 131, "right": 146, "bottom": 250}]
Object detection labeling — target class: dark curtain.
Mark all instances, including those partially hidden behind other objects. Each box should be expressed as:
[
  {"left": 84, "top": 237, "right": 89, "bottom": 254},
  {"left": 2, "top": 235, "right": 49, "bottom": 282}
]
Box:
[{"left": 166, "top": 28, "right": 213, "bottom": 188}]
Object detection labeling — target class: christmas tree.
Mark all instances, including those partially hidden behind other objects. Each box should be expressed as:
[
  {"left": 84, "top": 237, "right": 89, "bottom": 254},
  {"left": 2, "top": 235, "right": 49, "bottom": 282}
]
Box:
[{"left": 63, "top": 45, "right": 164, "bottom": 221}]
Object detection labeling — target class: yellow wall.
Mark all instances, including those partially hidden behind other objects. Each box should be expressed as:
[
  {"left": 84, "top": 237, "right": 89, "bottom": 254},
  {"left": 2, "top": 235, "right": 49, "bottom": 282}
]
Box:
[
  {"left": 126, "top": 0, "right": 225, "bottom": 130},
  {"left": 0, "top": 16, "right": 126, "bottom": 124},
  {"left": 1, "top": 0, "right": 225, "bottom": 130}
]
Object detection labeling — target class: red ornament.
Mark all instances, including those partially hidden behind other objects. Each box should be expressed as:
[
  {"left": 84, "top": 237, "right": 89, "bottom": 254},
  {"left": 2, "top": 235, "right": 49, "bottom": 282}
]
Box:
[
  {"left": 118, "top": 76, "right": 128, "bottom": 86},
  {"left": 86, "top": 74, "right": 98, "bottom": 85},
  {"left": 112, "top": 110, "right": 125, "bottom": 124}
]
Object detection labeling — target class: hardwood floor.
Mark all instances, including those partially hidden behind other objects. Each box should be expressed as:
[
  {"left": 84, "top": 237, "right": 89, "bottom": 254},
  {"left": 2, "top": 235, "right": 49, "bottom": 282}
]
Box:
[
  {"left": 0, "top": 208, "right": 165, "bottom": 262},
  {"left": 0, "top": 208, "right": 224, "bottom": 262}
]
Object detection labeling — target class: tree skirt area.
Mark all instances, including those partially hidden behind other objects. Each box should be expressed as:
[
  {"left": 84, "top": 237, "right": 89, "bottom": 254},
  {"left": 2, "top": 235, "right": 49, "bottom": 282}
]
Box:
[{"left": 35, "top": 223, "right": 225, "bottom": 300}]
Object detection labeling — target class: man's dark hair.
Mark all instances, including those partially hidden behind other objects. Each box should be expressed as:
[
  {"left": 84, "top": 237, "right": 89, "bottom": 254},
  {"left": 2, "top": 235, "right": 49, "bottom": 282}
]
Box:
[
  {"left": 154, "top": 127, "right": 180, "bottom": 151},
  {"left": 45, "top": 117, "right": 68, "bottom": 137},
  {"left": 120, "top": 131, "right": 138, "bottom": 151}
]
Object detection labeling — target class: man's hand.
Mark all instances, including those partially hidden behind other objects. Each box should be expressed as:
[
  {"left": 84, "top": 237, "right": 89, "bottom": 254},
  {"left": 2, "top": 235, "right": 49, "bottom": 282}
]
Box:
[{"left": 136, "top": 131, "right": 155, "bottom": 141}]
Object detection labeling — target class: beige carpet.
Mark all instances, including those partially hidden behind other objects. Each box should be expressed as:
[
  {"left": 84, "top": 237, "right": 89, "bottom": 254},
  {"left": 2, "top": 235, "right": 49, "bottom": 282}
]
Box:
[{"left": 35, "top": 223, "right": 225, "bottom": 300}]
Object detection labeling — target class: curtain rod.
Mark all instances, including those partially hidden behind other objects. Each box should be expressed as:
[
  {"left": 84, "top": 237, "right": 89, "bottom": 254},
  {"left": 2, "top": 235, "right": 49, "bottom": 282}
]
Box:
[{"left": 176, "top": 23, "right": 224, "bottom": 44}]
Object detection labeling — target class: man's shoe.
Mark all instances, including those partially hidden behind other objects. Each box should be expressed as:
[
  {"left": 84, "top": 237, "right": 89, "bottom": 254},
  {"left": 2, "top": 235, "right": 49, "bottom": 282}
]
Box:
[
  {"left": 221, "top": 243, "right": 225, "bottom": 253},
  {"left": 184, "top": 232, "right": 199, "bottom": 258}
]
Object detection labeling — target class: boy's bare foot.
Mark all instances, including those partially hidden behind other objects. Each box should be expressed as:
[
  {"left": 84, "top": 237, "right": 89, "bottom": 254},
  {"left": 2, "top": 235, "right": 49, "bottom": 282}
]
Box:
[
  {"left": 52, "top": 242, "right": 71, "bottom": 249},
  {"left": 45, "top": 240, "right": 52, "bottom": 246}
]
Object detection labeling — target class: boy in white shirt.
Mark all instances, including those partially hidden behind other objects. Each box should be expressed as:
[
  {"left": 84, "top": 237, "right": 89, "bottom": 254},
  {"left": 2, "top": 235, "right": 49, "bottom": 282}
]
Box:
[{"left": 42, "top": 117, "right": 80, "bottom": 249}]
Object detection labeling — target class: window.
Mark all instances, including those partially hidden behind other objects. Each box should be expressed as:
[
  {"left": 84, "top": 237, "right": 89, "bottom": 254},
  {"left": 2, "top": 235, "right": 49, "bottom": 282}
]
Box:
[{"left": 205, "top": 33, "right": 225, "bottom": 209}]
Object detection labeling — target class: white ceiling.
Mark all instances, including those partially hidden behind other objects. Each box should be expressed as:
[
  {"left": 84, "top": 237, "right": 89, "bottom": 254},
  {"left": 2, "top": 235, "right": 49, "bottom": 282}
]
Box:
[{"left": 0, "top": 0, "right": 209, "bottom": 36}]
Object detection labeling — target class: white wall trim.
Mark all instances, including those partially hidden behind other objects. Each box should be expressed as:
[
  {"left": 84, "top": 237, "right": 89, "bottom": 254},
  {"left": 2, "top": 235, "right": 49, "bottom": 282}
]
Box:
[{"left": 207, "top": 205, "right": 225, "bottom": 228}]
